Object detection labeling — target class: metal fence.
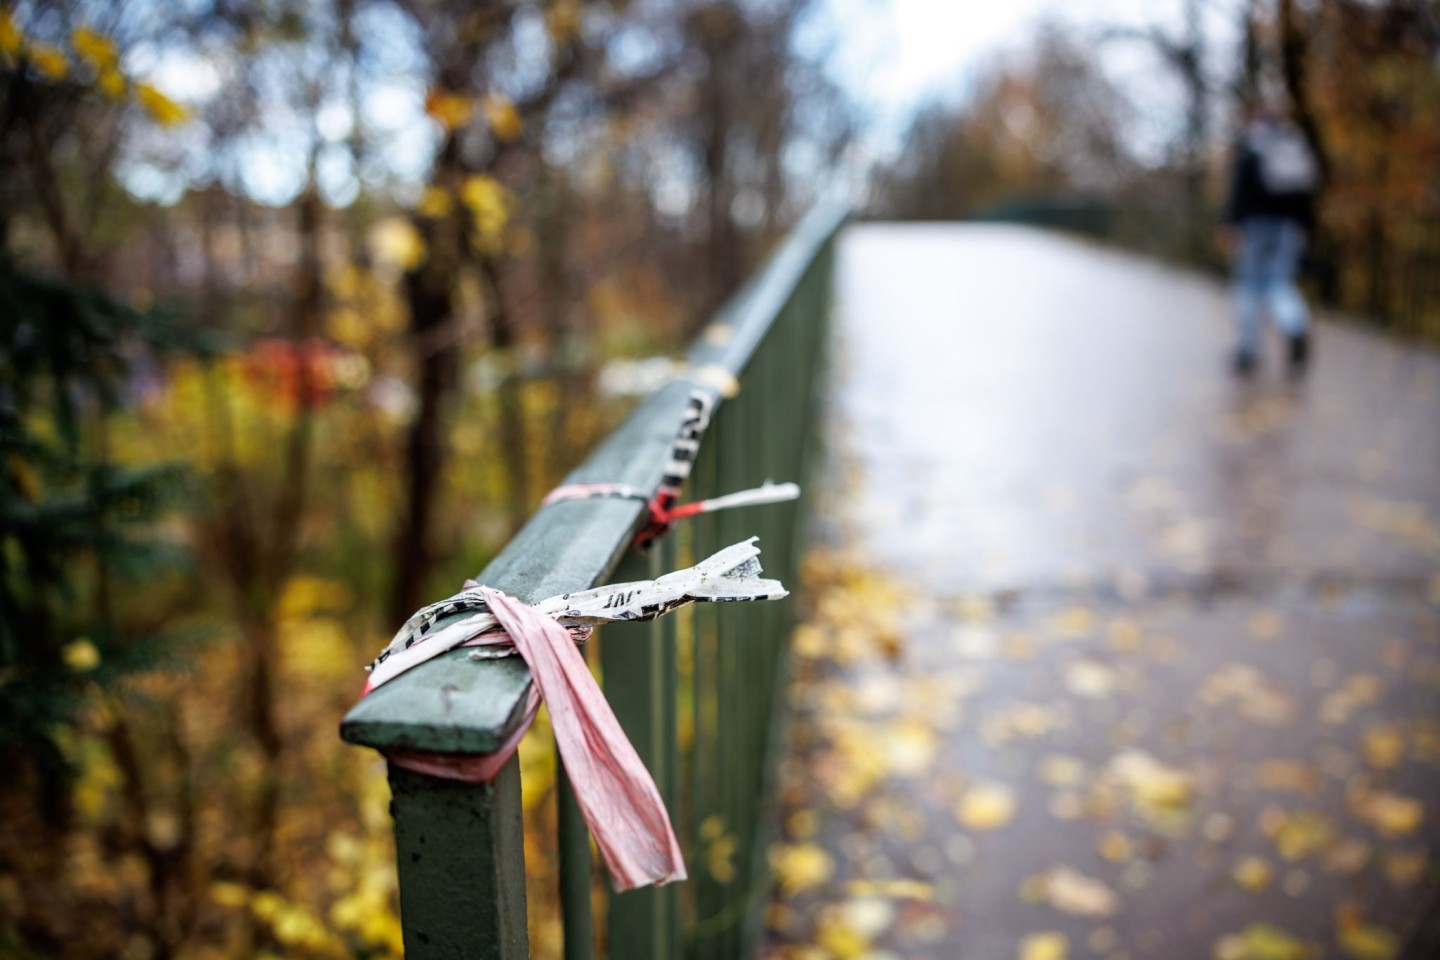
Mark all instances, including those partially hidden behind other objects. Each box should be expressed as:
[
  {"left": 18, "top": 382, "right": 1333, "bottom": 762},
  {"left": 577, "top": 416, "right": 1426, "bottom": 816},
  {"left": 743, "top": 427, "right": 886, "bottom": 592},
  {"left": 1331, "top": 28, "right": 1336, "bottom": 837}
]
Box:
[{"left": 341, "top": 205, "right": 846, "bottom": 959}]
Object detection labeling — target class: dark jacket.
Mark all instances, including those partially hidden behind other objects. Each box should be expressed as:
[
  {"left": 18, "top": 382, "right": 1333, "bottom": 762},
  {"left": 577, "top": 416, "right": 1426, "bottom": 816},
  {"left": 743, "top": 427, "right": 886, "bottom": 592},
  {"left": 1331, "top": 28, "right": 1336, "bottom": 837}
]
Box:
[{"left": 1224, "top": 129, "right": 1316, "bottom": 230}]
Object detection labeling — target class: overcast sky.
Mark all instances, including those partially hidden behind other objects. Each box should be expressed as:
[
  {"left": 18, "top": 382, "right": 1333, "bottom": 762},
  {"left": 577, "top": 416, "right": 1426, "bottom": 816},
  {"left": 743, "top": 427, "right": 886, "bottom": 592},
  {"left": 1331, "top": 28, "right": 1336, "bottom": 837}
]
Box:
[
  {"left": 120, "top": 0, "right": 1243, "bottom": 207},
  {"left": 809, "top": 0, "right": 1243, "bottom": 163}
]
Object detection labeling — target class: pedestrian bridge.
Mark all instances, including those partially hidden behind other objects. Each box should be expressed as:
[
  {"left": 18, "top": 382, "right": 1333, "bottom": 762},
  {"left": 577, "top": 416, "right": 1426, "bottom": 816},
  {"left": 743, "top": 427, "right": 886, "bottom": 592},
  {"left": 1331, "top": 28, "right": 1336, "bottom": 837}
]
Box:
[{"left": 345, "top": 216, "right": 1440, "bottom": 959}]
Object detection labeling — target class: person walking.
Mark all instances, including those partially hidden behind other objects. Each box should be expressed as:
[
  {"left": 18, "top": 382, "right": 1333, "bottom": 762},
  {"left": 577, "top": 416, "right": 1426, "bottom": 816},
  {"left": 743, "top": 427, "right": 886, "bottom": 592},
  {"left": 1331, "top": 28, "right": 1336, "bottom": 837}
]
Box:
[{"left": 1219, "top": 106, "right": 1319, "bottom": 376}]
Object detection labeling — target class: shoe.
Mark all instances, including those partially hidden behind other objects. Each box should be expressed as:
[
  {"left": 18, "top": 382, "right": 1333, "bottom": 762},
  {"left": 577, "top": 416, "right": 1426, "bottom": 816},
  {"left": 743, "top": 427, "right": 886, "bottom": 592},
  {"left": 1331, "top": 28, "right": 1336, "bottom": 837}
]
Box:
[
  {"left": 1232, "top": 350, "right": 1257, "bottom": 376},
  {"left": 1287, "top": 332, "right": 1310, "bottom": 375}
]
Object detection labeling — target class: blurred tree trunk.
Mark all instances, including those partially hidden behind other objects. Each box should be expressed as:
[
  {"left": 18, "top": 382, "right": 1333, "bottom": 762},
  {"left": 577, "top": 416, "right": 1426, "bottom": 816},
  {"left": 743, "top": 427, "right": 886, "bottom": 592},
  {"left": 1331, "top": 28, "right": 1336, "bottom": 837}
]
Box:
[
  {"left": 1235, "top": 0, "right": 1261, "bottom": 110},
  {"left": 390, "top": 179, "right": 460, "bottom": 625},
  {"left": 1278, "top": 0, "right": 1331, "bottom": 183},
  {"left": 103, "top": 700, "right": 196, "bottom": 960},
  {"left": 1178, "top": 0, "right": 1208, "bottom": 262},
  {"left": 244, "top": 184, "right": 324, "bottom": 892},
  {"left": 699, "top": 8, "right": 741, "bottom": 316},
  {"left": 480, "top": 253, "right": 531, "bottom": 533},
  {"left": 537, "top": 161, "right": 578, "bottom": 486},
  {"left": 1278, "top": 0, "right": 1337, "bottom": 301}
]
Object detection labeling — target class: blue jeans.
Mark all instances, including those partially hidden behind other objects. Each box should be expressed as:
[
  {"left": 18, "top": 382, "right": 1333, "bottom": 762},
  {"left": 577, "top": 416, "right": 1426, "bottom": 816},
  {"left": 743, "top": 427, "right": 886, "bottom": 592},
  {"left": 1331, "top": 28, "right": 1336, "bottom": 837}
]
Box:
[{"left": 1233, "top": 217, "right": 1309, "bottom": 356}]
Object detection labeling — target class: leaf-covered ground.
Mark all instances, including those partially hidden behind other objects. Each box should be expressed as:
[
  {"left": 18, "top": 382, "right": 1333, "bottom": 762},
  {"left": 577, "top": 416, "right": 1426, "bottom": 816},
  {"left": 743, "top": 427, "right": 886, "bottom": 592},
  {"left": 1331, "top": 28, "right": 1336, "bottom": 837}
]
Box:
[{"left": 763, "top": 226, "right": 1440, "bottom": 960}]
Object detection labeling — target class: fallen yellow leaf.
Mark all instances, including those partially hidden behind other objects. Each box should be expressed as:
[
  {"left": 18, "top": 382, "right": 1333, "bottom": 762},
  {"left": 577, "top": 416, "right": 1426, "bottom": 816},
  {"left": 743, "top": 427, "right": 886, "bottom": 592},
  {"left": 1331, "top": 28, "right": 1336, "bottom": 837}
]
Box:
[
  {"left": 845, "top": 877, "right": 933, "bottom": 901},
  {"left": 1025, "top": 866, "right": 1119, "bottom": 918},
  {"left": 1351, "top": 789, "right": 1423, "bottom": 837},
  {"left": 1036, "top": 753, "right": 1086, "bottom": 787},
  {"left": 955, "top": 782, "right": 1017, "bottom": 831},
  {"left": 1361, "top": 726, "right": 1405, "bottom": 770},
  {"left": 1260, "top": 807, "right": 1335, "bottom": 861},
  {"left": 770, "top": 843, "right": 834, "bottom": 896},
  {"left": 1382, "top": 848, "right": 1426, "bottom": 888},
  {"left": 1097, "top": 830, "right": 1132, "bottom": 863},
  {"left": 1064, "top": 659, "right": 1117, "bottom": 699},
  {"left": 1336, "top": 920, "right": 1398, "bottom": 960},
  {"left": 1256, "top": 759, "right": 1320, "bottom": 794},
  {"left": 1212, "top": 923, "right": 1315, "bottom": 960},
  {"left": 1247, "top": 609, "right": 1286, "bottom": 641},
  {"left": 1019, "top": 931, "right": 1068, "bottom": 960},
  {"left": 1232, "top": 856, "right": 1273, "bottom": 893}
]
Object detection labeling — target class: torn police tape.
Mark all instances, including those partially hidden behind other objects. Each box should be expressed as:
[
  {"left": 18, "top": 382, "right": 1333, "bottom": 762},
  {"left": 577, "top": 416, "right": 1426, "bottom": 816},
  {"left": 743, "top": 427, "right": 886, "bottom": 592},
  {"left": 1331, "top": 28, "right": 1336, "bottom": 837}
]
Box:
[
  {"left": 543, "top": 390, "right": 799, "bottom": 549},
  {"left": 362, "top": 538, "right": 789, "bottom": 891}
]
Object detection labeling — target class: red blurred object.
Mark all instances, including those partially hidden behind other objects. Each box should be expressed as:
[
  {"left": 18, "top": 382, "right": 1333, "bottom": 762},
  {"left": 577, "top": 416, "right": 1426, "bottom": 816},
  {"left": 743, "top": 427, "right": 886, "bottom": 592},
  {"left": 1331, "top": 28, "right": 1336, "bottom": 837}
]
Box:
[{"left": 239, "top": 337, "right": 348, "bottom": 409}]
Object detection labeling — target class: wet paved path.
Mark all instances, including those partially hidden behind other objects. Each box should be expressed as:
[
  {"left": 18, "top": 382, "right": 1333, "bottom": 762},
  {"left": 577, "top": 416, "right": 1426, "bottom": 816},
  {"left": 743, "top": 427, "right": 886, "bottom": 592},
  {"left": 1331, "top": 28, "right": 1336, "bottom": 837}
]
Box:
[{"left": 764, "top": 225, "right": 1440, "bottom": 960}]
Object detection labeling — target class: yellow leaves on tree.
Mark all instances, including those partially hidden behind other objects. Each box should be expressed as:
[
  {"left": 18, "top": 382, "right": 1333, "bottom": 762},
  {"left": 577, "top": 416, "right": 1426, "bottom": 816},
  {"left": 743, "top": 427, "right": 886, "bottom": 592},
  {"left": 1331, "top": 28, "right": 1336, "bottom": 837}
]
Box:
[
  {"left": 544, "top": 0, "right": 582, "bottom": 46},
  {"left": 460, "top": 174, "right": 511, "bottom": 254},
  {"left": 72, "top": 26, "right": 118, "bottom": 71},
  {"left": 213, "top": 884, "right": 349, "bottom": 956},
  {"left": 135, "top": 82, "right": 190, "bottom": 126},
  {"left": 27, "top": 42, "right": 68, "bottom": 81},
  {"left": 0, "top": 11, "right": 23, "bottom": 59},
  {"left": 62, "top": 638, "right": 101, "bottom": 672},
  {"left": 325, "top": 263, "right": 407, "bottom": 356},
  {"left": 369, "top": 217, "right": 427, "bottom": 272},
  {"left": 96, "top": 67, "right": 125, "bottom": 100},
  {"left": 415, "top": 185, "right": 454, "bottom": 220},
  {"left": 425, "top": 88, "right": 474, "bottom": 130},
  {"left": 482, "top": 93, "right": 523, "bottom": 143},
  {"left": 70, "top": 25, "right": 125, "bottom": 99},
  {"left": 3, "top": 18, "right": 188, "bottom": 123}
]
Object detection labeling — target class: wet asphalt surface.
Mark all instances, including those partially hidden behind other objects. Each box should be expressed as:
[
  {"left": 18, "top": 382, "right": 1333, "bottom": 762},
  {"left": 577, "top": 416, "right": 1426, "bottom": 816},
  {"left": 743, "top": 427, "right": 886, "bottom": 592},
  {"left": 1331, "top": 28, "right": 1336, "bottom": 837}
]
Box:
[{"left": 763, "top": 225, "right": 1440, "bottom": 960}]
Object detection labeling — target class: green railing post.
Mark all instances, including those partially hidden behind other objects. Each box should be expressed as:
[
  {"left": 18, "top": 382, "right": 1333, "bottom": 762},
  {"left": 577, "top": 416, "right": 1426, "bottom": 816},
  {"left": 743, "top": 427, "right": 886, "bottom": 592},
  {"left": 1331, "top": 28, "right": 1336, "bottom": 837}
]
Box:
[{"left": 387, "top": 760, "right": 529, "bottom": 959}]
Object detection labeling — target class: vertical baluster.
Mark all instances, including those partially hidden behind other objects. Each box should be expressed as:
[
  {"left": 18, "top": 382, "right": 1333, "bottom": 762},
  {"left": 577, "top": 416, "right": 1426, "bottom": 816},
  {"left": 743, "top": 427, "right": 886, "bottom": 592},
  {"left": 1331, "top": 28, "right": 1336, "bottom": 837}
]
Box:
[
  {"left": 601, "top": 548, "right": 676, "bottom": 960},
  {"left": 656, "top": 533, "right": 682, "bottom": 960},
  {"left": 718, "top": 386, "right": 751, "bottom": 960},
  {"left": 388, "top": 761, "right": 529, "bottom": 959},
  {"left": 689, "top": 439, "right": 723, "bottom": 960},
  {"left": 558, "top": 728, "right": 593, "bottom": 959},
  {"left": 745, "top": 308, "right": 785, "bottom": 951}
]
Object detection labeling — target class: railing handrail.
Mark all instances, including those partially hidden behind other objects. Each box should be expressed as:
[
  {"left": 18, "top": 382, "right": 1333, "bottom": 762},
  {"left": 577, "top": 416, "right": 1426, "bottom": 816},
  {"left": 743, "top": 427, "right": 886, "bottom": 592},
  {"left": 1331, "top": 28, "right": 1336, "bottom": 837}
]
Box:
[{"left": 339, "top": 203, "right": 849, "bottom": 756}]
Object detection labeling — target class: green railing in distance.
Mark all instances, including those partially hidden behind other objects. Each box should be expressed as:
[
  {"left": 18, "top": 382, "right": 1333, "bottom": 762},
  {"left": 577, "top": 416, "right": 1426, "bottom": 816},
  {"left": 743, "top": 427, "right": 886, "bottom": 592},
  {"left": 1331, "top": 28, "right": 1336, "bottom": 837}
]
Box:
[{"left": 340, "top": 204, "right": 846, "bottom": 959}]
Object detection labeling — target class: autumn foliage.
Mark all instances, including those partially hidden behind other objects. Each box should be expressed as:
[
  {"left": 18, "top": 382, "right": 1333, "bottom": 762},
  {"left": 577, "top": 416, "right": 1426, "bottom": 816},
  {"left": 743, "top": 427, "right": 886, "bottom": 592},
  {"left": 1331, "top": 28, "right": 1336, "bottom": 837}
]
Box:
[{"left": 0, "top": 0, "right": 843, "bottom": 956}]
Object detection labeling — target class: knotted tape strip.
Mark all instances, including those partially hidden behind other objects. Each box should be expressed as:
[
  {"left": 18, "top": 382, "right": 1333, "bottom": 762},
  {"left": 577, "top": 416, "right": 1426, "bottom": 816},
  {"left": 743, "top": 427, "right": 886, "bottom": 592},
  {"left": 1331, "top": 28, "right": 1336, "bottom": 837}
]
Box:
[
  {"left": 543, "top": 390, "right": 800, "bottom": 549},
  {"left": 363, "top": 539, "right": 788, "bottom": 891}
]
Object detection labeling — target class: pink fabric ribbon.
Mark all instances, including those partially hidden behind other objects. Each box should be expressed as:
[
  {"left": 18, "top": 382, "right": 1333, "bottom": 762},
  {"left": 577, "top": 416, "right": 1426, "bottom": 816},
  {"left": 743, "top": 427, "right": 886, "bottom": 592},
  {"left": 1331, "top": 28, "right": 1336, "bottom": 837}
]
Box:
[
  {"left": 483, "top": 589, "right": 685, "bottom": 890},
  {"left": 383, "top": 587, "right": 686, "bottom": 891}
]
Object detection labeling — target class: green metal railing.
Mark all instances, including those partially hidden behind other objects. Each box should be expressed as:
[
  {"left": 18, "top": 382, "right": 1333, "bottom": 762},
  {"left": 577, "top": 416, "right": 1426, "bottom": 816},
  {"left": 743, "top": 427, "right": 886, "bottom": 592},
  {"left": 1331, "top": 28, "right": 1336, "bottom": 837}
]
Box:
[{"left": 341, "top": 205, "right": 845, "bottom": 959}]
